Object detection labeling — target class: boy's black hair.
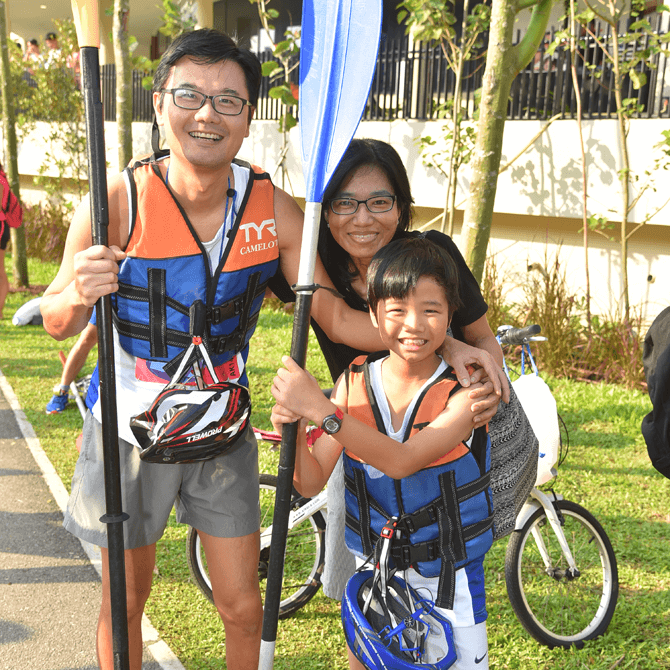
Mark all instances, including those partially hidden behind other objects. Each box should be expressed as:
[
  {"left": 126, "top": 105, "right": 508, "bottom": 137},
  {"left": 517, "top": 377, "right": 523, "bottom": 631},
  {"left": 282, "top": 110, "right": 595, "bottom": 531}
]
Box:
[
  {"left": 152, "top": 29, "right": 261, "bottom": 121},
  {"left": 367, "top": 237, "right": 463, "bottom": 315}
]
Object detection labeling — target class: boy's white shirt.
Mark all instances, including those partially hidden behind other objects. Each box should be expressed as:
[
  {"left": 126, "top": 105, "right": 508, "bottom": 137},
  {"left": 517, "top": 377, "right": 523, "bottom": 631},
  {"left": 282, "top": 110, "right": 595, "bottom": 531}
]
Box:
[
  {"left": 369, "top": 355, "right": 474, "bottom": 447},
  {"left": 369, "top": 355, "right": 448, "bottom": 441}
]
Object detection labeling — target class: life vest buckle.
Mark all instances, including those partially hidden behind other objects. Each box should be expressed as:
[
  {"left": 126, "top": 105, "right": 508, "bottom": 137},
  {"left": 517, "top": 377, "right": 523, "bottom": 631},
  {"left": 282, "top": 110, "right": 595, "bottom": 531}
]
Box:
[{"left": 380, "top": 519, "right": 397, "bottom": 540}]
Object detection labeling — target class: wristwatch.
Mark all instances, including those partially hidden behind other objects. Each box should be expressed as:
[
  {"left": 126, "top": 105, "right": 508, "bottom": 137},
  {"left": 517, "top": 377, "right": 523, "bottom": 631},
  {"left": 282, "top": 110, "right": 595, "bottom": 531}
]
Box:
[{"left": 321, "top": 408, "right": 344, "bottom": 435}]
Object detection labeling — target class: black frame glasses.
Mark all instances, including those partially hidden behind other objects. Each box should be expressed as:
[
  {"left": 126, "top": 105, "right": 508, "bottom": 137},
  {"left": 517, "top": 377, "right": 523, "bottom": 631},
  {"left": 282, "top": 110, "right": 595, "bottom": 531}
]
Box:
[
  {"left": 161, "top": 88, "right": 252, "bottom": 116},
  {"left": 329, "top": 195, "right": 397, "bottom": 215}
]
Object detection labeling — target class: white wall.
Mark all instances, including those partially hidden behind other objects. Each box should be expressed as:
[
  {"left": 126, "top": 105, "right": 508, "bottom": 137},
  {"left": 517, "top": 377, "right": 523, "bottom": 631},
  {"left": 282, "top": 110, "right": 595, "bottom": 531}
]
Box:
[{"left": 9, "top": 115, "right": 669, "bottom": 322}]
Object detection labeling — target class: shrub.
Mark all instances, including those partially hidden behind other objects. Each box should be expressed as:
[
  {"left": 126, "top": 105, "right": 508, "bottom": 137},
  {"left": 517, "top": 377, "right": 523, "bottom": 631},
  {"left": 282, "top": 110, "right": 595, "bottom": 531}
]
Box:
[
  {"left": 481, "top": 251, "right": 645, "bottom": 390},
  {"left": 22, "top": 202, "right": 70, "bottom": 264}
]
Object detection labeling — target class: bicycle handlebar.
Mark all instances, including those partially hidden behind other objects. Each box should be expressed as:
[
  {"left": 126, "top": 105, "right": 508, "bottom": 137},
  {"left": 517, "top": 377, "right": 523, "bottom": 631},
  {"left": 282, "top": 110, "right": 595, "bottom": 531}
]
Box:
[{"left": 497, "top": 324, "right": 542, "bottom": 346}]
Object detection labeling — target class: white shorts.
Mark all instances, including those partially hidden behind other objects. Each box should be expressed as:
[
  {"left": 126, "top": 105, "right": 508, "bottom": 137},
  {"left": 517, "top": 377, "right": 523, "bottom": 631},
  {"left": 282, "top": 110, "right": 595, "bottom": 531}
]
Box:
[{"left": 354, "top": 557, "right": 489, "bottom": 669}]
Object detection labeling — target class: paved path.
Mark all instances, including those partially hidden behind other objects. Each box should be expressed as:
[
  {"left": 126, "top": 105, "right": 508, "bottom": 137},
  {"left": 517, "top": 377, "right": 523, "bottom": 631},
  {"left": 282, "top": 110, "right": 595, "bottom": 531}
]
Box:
[{"left": 0, "top": 371, "right": 184, "bottom": 670}]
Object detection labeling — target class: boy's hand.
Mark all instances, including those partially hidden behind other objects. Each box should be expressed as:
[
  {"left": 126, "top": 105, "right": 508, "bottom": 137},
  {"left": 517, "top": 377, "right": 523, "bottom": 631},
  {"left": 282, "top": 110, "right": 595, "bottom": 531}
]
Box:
[
  {"left": 272, "top": 356, "right": 333, "bottom": 425},
  {"left": 441, "top": 337, "right": 510, "bottom": 403}
]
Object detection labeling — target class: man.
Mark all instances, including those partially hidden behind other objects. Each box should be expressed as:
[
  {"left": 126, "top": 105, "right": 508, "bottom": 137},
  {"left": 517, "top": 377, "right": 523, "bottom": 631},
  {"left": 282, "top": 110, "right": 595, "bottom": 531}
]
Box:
[
  {"left": 44, "top": 31, "right": 61, "bottom": 69},
  {"left": 40, "top": 29, "right": 387, "bottom": 670}
]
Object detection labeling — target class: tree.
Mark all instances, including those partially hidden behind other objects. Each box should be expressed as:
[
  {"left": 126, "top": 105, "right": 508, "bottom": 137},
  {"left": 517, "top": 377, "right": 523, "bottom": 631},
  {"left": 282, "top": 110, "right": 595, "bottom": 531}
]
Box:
[
  {"left": 0, "top": 1, "right": 28, "bottom": 287},
  {"left": 251, "top": 0, "right": 300, "bottom": 192},
  {"left": 113, "top": 0, "right": 133, "bottom": 169},
  {"left": 569, "top": 0, "right": 670, "bottom": 319},
  {"left": 398, "top": 0, "right": 490, "bottom": 236},
  {"left": 461, "top": 0, "right": 555, "bottom": 283}
]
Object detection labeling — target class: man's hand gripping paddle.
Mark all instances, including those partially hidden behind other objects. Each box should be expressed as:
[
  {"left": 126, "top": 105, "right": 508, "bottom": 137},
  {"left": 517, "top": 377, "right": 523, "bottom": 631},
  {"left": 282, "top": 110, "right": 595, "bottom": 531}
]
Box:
[
  {"left": 71, "top": 2, "right": 130, "bottom": 668},
  {"left": 259, "top": 1, "right": 382, "bottom": 667}
]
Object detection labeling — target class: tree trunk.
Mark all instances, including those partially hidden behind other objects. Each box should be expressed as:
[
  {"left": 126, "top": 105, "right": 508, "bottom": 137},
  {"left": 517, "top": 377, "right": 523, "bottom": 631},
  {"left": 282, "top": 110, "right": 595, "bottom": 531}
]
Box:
[
  {"left": 461, "top": 0, "right": 517, "bottom": 283},
  {"left": 462, "top": 0, "right": 554, "bottom": 283},
  {"left": 610, "top": 24, "right": 630, "bottom": 321},
  {"left": 0, "top": 1, "right": 29, "bottom": 287},
  {"left": 114, "top": 0, "right": 133, "bottom": 170},
  {"left": 569, "top": 3, "right": 591, "bottom": 330}
]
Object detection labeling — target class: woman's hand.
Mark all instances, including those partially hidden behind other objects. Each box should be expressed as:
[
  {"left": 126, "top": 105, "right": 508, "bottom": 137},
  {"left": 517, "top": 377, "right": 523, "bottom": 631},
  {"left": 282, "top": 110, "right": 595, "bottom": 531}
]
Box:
[
  {"left": 441, "top": 337, "right": 510, "bottom": 404},
  {"left": 272, "top": 356, "right": 334, "bottom": 424},
  {"left": 467, "top": 369, "right": 501, "bottom": 425}
]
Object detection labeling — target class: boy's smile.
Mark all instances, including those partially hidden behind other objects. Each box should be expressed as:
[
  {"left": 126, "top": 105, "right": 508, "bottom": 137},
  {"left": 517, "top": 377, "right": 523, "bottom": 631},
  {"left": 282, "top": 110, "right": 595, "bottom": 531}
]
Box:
[{"left": 371, "top": 277, "right": 451, "bottom": 368}]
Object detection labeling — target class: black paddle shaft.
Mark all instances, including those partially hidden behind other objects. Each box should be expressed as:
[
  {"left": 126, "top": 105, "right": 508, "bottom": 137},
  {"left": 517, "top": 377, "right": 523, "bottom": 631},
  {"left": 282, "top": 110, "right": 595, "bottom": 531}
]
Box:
[
  {"left": 80, "top": 45, "right": 130, "bottom": 670},
  {"left": 261, "top": 291, "right": 313, "bottom": 642}
]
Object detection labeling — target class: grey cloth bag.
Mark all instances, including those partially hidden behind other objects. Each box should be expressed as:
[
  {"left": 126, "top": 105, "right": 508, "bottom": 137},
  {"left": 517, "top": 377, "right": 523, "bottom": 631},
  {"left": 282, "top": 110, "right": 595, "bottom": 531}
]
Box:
[
  {"left": 322, "top": 453, "right": 356, "bottom": 599},
  {"left": 488, "top": 384, "right": 539, "bottom": 540}
]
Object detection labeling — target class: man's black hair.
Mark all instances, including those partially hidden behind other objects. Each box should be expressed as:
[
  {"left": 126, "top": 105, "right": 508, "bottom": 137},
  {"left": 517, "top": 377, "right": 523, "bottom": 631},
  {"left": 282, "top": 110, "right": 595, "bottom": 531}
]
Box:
[
  {"left": 152, "top": 29, "right": 261, "bottom": 121},
  {"left": 367, "top": 236, "right": 463, "bottom": 315}
]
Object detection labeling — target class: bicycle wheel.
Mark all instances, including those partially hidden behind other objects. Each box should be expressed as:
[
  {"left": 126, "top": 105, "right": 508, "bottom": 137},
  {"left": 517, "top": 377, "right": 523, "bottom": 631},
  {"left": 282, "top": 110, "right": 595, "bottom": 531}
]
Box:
[
  {"left": 187, "top": 473, "right": 326, "bottom": 619},
  {"left": 505, "top": 499, "right": 618, "bottom": 649}
]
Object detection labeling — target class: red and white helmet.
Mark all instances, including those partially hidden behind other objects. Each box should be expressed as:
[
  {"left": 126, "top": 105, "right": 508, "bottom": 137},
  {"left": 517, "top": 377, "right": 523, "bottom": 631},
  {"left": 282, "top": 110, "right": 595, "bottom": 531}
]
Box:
[{"left": 130, "top": 381, "right": 251, "bottom": 463}]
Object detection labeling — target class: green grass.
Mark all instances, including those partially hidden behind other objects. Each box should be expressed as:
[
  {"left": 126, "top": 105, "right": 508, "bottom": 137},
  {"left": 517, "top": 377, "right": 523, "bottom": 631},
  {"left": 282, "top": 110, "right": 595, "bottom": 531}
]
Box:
[{"left": 2, "top": 257, "right": 669, "bottom": 669}]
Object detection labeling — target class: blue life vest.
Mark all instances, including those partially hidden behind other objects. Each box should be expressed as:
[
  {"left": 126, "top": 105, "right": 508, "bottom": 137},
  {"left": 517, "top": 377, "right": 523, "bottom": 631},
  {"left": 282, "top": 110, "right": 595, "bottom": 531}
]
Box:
[
  {"left": 111, "top": 159, "right": 279, "bottom": 385},
  {"left": 342, "top": 353, "right": 494, "bottom": 609}
]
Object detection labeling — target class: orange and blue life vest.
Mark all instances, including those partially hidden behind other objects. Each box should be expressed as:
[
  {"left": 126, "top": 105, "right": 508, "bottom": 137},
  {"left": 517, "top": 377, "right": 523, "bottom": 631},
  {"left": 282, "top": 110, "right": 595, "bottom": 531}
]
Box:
[
  {"left": 111, "top": 159, "right": 279, "bottom": 386},
  {"left": 342, "top": 353, "right": 494, "bottom": 609}
]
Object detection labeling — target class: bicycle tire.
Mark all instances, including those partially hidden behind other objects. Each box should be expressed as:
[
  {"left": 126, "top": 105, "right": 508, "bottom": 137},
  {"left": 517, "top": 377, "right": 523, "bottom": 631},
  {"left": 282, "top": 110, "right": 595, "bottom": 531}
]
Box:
[
  {"left": 187, "top": 473, "right": 326, "bottom": 619},
  {"left": 505, "top": 499, "right": 618, "bottom": 649}
]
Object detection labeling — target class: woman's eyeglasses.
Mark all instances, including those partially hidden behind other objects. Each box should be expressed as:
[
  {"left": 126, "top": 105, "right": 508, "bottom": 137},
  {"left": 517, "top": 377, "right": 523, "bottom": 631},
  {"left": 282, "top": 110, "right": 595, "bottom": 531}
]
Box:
[{"left": 329, "top": 195, "right": 396, "bottom": 215}]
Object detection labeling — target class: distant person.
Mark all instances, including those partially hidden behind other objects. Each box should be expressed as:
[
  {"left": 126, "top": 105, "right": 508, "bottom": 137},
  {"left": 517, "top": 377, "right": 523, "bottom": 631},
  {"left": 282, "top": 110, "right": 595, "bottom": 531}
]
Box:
[
  {"left": 44, "top": 31, "right": 62, "bottom": 69},
  {"left": 46, "top": 322, "right": 98, "bottom": 414},
  {"left": 23, "top": 39, "right": 41, "bottom": 75},
  {"left": 0, "top": 188, "right": 8, "bottom": 320}
]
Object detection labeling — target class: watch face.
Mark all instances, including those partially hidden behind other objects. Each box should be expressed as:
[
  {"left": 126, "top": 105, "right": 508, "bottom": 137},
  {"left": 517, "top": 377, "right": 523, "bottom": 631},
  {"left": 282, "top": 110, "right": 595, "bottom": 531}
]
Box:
[{"left": 324, "top": 416, "right": 341, "bottom": 434}]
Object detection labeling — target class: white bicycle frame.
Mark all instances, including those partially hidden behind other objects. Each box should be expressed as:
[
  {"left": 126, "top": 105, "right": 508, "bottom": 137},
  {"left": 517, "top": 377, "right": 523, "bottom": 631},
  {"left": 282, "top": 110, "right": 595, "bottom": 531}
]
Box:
[
  {"left": 514, "top": 488, "right": 578, "bottom": 574},
  {"left": 260, "top": 489, "right": 328, "bottom": 553}
]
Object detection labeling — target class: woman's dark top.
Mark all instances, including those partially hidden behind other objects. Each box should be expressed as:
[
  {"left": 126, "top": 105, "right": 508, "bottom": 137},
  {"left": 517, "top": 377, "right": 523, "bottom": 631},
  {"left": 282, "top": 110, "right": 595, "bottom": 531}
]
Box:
[{"left": 268, "top": 229, "right": 488, "bottom": 382}]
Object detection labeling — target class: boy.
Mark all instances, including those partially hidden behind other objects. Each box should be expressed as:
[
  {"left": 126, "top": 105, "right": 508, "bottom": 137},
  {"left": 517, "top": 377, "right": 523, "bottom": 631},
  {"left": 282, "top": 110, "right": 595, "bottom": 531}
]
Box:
[{"left": 271, "top": 237, "right": 495, "bottom": 669}]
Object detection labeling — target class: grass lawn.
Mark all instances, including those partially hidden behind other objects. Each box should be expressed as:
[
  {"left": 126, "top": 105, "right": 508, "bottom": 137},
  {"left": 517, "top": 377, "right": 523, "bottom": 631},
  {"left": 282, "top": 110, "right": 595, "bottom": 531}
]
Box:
[{"left": 2, "top": 255, "right": 669, "bottom": 669}]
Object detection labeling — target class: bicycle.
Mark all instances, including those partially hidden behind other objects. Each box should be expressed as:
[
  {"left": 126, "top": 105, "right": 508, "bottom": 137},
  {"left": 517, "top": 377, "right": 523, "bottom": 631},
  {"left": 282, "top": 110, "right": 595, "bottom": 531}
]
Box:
[
  {"left": 497, "top": 324, "right": 619, "bottom": 649},
  {"left": 186, "top": 325, "right": 618, "bottom": 647},
  {"left": 187, "top": 437, "right": 328, "bottom": 619}
]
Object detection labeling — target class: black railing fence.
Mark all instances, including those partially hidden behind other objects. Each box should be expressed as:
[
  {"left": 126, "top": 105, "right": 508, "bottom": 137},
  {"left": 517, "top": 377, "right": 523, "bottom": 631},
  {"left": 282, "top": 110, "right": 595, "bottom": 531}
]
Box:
[{"left": 102, "top": 15, "right": 669, "bottom": 124}]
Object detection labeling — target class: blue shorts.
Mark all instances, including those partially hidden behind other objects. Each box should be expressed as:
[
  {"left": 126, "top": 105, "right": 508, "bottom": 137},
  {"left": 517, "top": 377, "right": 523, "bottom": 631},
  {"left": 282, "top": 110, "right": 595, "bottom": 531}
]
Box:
[{"left": 64, "top": 413, "right": 260, "bottom": 549}]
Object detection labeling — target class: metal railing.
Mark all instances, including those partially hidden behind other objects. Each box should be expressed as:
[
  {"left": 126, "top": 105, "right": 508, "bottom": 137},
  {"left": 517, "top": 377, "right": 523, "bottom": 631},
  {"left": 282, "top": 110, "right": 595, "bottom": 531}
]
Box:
[{"left": 101, "top": 15, "right": 669, "bottom": 124}]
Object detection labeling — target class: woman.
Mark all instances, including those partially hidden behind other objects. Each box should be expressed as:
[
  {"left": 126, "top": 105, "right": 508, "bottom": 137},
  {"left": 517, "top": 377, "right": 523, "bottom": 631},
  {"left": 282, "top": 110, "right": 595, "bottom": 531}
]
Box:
[{"left": 269, "top": 138, "right": 507, "bottom": 597}]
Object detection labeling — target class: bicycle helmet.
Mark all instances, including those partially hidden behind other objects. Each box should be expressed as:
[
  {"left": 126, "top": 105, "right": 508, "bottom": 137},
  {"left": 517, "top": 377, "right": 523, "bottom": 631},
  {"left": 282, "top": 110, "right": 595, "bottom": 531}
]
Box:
[
  {"left": 130, "top": 381, "right": 251, "bottom": 463},
  {"left": 342, "top": 570, "right": 457, "bottom": 670}
]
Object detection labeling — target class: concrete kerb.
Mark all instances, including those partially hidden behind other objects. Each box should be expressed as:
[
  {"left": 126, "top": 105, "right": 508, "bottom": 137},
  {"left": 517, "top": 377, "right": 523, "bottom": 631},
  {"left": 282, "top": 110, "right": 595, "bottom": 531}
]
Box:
[{"left": 0, "top": 370, "right": 186, "bottom": 670}]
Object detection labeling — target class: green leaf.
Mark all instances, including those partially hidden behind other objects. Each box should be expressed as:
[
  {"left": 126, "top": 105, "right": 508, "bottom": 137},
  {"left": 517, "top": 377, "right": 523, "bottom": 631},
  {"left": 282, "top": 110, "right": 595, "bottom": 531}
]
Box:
[
  {"left": 262, "top": 61, "right": 281, "bottom": 77},
  {"left": 274, "top": 40, "right": 292, "bottom": 55},
  {"left": 629, "top": 70, "right": 647, "bottom": 90},
  {"left": 268, "top": 8, "right": 280, "bottom": 18}
]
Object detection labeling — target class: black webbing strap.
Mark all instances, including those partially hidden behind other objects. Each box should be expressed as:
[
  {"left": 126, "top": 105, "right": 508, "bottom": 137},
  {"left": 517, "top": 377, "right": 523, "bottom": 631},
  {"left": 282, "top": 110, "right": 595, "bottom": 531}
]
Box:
[
  {"left": 352, "top": 468, "right": 374, "bottom": 556},
  {"left": 148, "top": 268, "right": 168, "bottom": 359}
]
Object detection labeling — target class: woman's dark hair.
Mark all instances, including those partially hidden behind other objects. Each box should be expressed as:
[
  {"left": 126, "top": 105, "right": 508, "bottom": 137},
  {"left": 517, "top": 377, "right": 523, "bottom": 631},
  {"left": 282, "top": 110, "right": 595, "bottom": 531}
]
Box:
[
  {"left": 367, "top": 237, "right": 463, "bottom": 316},
  {"left": 318, "top": 139, "right": 415, "bottom": 296},
  {"left": 152, "top": 29, "right": 261, "bottom": 120}
]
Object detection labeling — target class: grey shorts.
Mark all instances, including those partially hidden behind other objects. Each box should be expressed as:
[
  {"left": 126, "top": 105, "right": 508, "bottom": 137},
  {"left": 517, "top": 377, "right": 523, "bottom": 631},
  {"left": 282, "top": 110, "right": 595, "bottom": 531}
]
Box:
[{"left": 64, "top": 413, "right": 260, "bottom": 549}]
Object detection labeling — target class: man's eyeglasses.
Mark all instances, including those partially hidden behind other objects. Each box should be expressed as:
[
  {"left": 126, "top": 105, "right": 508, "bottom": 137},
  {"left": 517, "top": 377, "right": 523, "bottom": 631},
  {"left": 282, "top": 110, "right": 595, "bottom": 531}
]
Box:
[
  {"left": 329, "top": 195, "right": 396, "bottom": 215},
  {"left": 161, "top": 88, "right": 252, "bottom": 116}
]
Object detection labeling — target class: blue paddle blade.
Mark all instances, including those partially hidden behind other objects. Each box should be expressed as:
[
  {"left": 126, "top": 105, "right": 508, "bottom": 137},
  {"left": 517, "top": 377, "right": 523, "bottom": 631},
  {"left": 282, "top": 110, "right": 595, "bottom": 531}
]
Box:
[{"left": 299, "top": 0, "right": 382, "bottom": 203}]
